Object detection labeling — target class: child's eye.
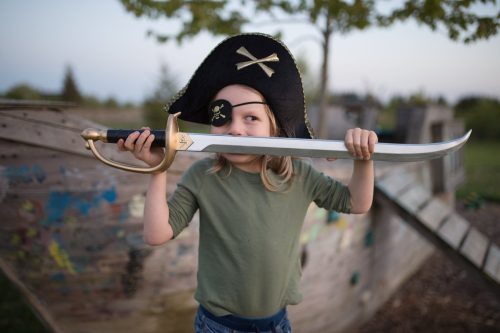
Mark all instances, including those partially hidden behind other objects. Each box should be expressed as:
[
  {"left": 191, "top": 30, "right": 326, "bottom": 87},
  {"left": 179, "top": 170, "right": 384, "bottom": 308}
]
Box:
[{"left": 245, "top": 115, "right": 258, "bottom": 121}]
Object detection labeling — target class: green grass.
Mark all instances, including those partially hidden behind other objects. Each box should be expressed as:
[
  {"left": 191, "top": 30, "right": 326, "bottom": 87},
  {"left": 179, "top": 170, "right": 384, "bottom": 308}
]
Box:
[
  {"left": 457, "top": 140, "right": 500, "bottom": 202},
  {"left": 0, "top": 271, "right": 50, "bottom": 333}
]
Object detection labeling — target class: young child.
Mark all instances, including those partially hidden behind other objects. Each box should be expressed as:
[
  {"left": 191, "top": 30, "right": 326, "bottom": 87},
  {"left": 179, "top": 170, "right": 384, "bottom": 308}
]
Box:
[{"left": 118, "top": 33, "right": 377, "bottom": 333}]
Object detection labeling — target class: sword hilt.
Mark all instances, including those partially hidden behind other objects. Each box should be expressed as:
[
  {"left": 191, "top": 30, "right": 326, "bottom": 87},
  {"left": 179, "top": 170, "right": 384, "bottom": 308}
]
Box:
[
  {"left": 106, "top": 129, "right": 166, "bottom": 147},
  {"left": 81, "top": 112, "right": 181, "bottom": 174}
]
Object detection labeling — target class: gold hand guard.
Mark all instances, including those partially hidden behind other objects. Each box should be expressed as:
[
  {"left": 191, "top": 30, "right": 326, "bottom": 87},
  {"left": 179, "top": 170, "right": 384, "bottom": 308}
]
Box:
[{"left": 81, "top": 112, "right": 181, "bottom": 174}]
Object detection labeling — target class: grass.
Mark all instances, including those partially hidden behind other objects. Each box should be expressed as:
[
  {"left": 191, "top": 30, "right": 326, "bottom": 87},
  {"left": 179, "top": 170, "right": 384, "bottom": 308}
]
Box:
[
  {"left": 0, "top": 271, "right": 50, "bottom": 333},
  {"left": 456, "top": 140, "right": 500, "bottom": 202}
]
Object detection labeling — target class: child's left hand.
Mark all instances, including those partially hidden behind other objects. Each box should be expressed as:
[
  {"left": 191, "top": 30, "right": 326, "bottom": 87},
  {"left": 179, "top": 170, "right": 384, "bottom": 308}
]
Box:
[{"left": 327, "top": 128, "right": 378, "bottom": 162}]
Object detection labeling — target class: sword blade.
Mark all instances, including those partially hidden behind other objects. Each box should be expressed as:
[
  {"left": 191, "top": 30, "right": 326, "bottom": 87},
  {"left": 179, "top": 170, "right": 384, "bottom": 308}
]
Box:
[{"left": 180, "top": 130, "right": 471, "bottom": 162}]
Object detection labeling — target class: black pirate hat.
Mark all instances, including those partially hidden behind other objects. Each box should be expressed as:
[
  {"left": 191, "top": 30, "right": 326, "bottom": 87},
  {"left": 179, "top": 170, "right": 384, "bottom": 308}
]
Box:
[{"left": 165, "top": 33, "right": 314, "bottom": 139}]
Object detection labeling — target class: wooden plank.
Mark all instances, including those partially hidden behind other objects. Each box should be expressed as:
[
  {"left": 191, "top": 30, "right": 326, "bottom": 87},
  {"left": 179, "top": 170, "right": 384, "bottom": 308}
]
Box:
[
  {"left": 0, "top": 108, "right": 100, "bottom": 131},
  {"left": 437, "top": 213, "right": 469, "bottom": 249},
  {"left": 396, "top": 185, "right": 431, "bottom": 214},
  {"left": 376, "top": 170, "right": 416, "bottom": 198},
  {"left": 484, "top": 243, "right": 500, "bottom": 283},
  {"left": 0, "top": 112, "right": 89, "bottom": 155},
  {"left": 417, "top": 198, "right": 452, "bottom": 231},
  {"left": 0, "top": 110, "right": 152, "bottom": 164},
  {"left": 460, "top": 227, "right": 488, "bottom": 268}
]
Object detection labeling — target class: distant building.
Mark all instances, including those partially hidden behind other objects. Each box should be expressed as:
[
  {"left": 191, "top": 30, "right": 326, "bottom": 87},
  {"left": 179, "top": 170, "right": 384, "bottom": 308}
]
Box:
[
  {"left": 308, "top": 93, "right": 380, "bottom": 139},
  {"left": 396, "top": 104, "right": 466, "bottom": 195}
]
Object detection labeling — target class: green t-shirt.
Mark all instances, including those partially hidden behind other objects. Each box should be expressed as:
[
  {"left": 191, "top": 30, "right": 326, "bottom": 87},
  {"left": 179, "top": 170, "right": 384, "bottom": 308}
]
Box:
[{"left": 168, "top": 158, "right": 351, "bottom": 317}]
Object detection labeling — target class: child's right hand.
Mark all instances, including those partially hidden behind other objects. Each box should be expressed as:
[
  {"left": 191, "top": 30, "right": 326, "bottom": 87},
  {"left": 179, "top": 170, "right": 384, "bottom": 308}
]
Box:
[{"left": 117, "top": 127, "right": 165, "bottom": 167}]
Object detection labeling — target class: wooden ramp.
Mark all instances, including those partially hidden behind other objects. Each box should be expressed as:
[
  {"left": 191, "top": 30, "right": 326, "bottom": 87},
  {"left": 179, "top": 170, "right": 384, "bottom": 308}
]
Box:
[{"left": 375, "top": 167, "right": 500, "bottom": 295}]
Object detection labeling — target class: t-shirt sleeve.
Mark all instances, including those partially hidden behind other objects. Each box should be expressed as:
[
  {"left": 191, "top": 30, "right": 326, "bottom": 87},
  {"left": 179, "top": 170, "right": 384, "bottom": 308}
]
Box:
[
  {"left": 297, "top": 160, "right": 351, "bottom": 213},
  {"left": 167, "top": 160, "right": 207, "bottom": 238}
]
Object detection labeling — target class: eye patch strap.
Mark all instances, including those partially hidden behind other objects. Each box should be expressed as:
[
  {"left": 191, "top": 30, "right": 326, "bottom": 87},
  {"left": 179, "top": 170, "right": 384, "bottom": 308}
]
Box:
[{"left": 232, "top": 101, "right": 268, "bottom": 108}]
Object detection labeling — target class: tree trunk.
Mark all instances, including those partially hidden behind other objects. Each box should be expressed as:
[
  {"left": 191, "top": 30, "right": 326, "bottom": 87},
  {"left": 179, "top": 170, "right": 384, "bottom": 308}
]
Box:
[{"left": 317, "top": 14, "right": 333, "bottom": 139}]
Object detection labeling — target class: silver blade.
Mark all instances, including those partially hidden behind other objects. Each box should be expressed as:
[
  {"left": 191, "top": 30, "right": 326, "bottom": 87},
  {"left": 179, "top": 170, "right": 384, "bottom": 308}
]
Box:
[{"left": 180, "top": 130, "right": 471, "bottom": 162}]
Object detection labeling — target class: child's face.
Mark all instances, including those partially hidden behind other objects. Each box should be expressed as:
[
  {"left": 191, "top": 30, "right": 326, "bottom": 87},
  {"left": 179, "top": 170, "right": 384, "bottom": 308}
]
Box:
[{"left": 210, "top": 84, "right": 272, "bottom": 171}]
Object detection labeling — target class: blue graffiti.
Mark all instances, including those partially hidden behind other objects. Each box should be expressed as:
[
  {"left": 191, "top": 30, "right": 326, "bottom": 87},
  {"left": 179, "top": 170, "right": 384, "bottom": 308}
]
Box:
[
  {"left": 2, "top": 164, "right": 46, "bottom": 184},
  {"left": 50, "top": 272, "right": 66, "bottom": 283},
  {"left": 32, "top": 164, "right": 46, "bottom": 183},
  {"left": 102, "top": 187, "right": 117, "bottom": 202},
  {"left": 43, "top": 186, "right": 117, "bottom": 226}
]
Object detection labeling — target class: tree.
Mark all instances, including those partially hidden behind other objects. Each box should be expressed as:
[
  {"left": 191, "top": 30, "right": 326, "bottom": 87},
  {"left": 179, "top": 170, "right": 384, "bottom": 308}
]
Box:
[
  {"left": 455, "top": 96, "right": 500, "bottom": 141},
  {"left": 119, "top": 0, "right": 499, "bottom": 137},
  {"left": 143, "top": 63, "right": 179, "bottom": 129},
  {"left": 61, "top": 65, "right": 83, "bottom": 103},
  {"left": 255, "top": 1, "right": 374, "bottom": 138},
  {"left": 4, "top": 84, "right": 42, "bottom": 100}
]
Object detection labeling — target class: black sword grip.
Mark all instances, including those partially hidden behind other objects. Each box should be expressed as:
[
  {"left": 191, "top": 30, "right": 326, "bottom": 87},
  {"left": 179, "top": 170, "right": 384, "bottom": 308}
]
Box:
[{"left": 106, "top": 129, "right": 166, "bottom": 147}]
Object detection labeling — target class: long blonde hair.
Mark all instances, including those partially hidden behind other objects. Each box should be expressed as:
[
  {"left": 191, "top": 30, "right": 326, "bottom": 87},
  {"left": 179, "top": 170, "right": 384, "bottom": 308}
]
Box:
[{"left": 208, "top": 103, "right": 294, "bottom": 192}]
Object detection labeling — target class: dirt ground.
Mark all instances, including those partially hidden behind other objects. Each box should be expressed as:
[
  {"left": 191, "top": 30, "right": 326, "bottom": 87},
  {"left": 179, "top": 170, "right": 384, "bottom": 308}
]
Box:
[{"left": 357, "top": 200, "right": 500, "bottom": 333}]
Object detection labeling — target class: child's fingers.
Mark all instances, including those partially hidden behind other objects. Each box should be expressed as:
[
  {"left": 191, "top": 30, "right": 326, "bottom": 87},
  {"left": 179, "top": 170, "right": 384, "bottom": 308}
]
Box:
[
  {"left": 143, "top": 133, "right": 155, "bottom": 151},
  {"left": 124, "top": 131, "right": 140, "bottom": 150},
  {"left": 352, "top": 128, "right": 363, "bottom": 158},
  {"left": 368, "top": 131, "right": 378, "bottom": 154},
  {"left": 135, "top": 129, "right": 150, "bottom": 153},
  {"left": 345, "top": 129, "right": 355, "bottom": 156},
  {"left": 360, "top": 130, "right": 370, "bottom": 159},
  {"left": 117, "top": 138, "right": 125, "bottom": 151}
]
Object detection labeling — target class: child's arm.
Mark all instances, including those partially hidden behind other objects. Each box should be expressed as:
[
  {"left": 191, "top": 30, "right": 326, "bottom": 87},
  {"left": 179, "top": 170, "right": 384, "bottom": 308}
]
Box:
[
  {"left": 117, "top": 129, "right": 174, "bottom": 245},
  {"left": 344, "top": 128, "right": 378, "bottom": 214}
]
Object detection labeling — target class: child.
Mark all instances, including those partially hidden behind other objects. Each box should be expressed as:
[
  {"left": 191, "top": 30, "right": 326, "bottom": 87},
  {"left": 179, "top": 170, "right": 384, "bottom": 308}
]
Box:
[{"left": 118, "top": 33, "right": 377, "bottom": 333}]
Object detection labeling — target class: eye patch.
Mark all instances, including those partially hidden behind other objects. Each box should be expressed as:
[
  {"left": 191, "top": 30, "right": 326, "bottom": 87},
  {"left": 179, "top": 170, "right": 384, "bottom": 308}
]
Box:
[{"left": 209, "top": 99, "right": 267, "bottom": 127}]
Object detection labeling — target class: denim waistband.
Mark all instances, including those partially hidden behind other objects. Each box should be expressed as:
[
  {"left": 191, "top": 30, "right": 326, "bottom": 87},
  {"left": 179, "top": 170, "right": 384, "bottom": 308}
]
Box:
[{"left": 199, "top": 305, "right": 286, "bottom": 332}]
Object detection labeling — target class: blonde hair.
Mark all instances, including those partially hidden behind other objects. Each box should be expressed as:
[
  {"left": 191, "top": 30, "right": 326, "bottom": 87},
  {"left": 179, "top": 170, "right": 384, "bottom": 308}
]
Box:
[{"left": 208, "top": 102, "right": 294, "bottom": 192}]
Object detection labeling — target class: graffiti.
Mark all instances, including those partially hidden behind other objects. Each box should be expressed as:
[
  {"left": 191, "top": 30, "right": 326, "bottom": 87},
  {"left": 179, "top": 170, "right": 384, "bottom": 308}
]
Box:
[
  {"left": 50, "top": 272, "right": 66, "bottom": 283},
  {"left": 2, "top": 164, "right": 46, "bottom": 185},
  {"left": 43, "top": 186, "right": 117, "bottom": 226},
  {"left": 82, "top": 226, "right": 128, "bottom": 253},
  {"left": 121, "top": 248, "right": 152, "bottom": 297},
  {"left": 176, "top": 243, "right": 192, "bottom": 257},
  {"left": 32, "top": 164, "right": 46, "bottom": 183},
  {"left": 364, "top": 229, "right": 374, "bottom": 247},
  {"left": 129, "top": 193, "right": 145, "bottom": 218},
  {"left": 17, "top": 199, "right": 44, "bottom": 223},
  {"left": 49, "top": 239, "right": 76, "bottom": 275},
  {"left": 126, "top": 233, "right": 145, "bottom": 248},
  {"left": 300, "top": 224, "right": 322, "bottom": 245},
  {"left": 340, "top": 227, "right": 353, "bottom": 250},
  {"left": 327, "top": 210, "right": 340, "bottom": 224},
  {"left": 334, "top": 217, "right": 349, "bottom": 231},
  {"left": 0, "top": 161, "right": 164, "bottom": 302}
]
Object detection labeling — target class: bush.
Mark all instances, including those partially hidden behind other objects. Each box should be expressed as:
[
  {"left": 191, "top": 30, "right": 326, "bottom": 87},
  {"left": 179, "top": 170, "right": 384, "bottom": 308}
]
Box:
[
  {"left": 142, "top": 64, "right": 178, "bottom": 129},
  {"left": 4, "top": 84, "right": 42, "bottom": 100},
  {"left": 454, "top": 97, "right": 500, "bottom": 141}
]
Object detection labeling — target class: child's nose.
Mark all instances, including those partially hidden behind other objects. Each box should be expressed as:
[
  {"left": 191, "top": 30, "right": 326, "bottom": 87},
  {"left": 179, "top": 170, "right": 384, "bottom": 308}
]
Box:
[{"left": 227, "top": 119, "right": 244, "bottom": 136}]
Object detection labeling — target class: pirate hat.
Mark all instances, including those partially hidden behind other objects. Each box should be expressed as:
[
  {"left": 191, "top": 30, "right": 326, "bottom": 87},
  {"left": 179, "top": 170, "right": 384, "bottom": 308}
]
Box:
[{"left": 165, "top": 33, "right": 314, "bottom": 139}]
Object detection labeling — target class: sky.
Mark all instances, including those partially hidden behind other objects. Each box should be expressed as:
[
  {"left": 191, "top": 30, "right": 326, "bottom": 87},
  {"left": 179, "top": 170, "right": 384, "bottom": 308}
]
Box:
[{"left": 1, "top": 0, "right": 499, "bottom": 105}]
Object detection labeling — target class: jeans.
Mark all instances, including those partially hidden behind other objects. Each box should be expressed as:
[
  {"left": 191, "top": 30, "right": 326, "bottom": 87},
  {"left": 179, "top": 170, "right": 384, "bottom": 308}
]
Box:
[{"left": 194, "top": 306, "right": 292, "bottom": 333}]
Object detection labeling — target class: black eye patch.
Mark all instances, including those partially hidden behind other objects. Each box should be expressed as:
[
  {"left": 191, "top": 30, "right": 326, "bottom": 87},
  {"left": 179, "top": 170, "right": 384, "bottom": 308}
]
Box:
[
  {"left": 209, "top": 99, "right": 232, "bottom": 127},
  {"left": 208, "top": 99, "right": 268, "bottom": 127}
]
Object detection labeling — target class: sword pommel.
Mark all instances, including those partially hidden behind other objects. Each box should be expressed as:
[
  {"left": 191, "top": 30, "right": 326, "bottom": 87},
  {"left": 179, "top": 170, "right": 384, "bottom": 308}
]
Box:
[{"left": 81, "top": 128, "right": 108, "bottom": 144}]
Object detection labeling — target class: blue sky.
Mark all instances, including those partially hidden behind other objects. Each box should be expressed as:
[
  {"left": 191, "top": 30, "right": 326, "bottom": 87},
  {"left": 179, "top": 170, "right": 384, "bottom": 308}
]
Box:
[{"left": 1, "top": 0, "right": 499, "bottom": 104}]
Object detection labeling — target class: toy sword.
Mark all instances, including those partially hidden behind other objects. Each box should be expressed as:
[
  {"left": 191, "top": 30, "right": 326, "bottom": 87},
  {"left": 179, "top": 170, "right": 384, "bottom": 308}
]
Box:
[{"left": 81, "top": 112, "right": 471, "bottom": 174}]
